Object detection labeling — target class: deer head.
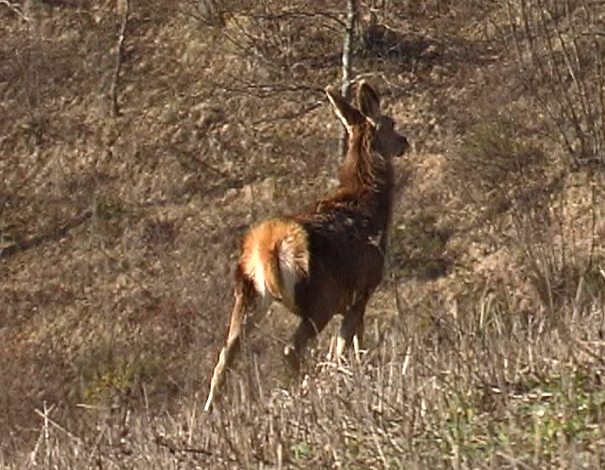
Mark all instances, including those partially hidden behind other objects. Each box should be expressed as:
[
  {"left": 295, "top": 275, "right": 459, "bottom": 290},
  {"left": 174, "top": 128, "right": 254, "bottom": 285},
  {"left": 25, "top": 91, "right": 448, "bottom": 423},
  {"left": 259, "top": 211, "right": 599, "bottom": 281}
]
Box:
[{"left": 326, "top": 81, "right": 409, "bottom": 166}]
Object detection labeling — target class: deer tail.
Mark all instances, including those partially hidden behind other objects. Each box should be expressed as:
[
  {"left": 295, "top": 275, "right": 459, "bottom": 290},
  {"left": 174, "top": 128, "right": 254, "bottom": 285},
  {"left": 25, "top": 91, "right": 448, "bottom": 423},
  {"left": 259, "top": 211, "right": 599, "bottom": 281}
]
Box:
[{"left": 240, "top": 219, "right": 309, "bottom": 308}]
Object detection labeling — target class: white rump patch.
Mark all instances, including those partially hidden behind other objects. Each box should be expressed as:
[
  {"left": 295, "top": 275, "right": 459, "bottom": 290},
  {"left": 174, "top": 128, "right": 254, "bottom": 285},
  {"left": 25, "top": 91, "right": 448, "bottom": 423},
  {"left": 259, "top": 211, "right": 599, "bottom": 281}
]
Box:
[
  {"left": 278, "top": 248, "right": 300, "bottom": 311},
  {"left": 276, "top": 231, "right": 308, "bottom": 311},
  {"left": 241, "top": 219, "right": 308, "bottom": 308},
  {"left": 247, "top": 247, "right": 267, "bottom": 296}
]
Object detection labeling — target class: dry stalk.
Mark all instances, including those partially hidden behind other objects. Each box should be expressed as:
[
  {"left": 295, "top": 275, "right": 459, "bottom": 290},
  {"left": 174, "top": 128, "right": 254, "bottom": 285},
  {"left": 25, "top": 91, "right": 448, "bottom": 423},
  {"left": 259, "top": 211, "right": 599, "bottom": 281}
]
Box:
[{"left": 109, "top": 0, "right": 130, "bottom": 118}]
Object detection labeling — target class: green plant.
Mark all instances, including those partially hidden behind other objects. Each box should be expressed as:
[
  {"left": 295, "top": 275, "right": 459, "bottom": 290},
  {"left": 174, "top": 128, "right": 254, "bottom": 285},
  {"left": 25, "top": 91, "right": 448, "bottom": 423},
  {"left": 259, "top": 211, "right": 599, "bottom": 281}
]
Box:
[
  {"left": 84, "top": 360, "right": 134, "bottom": 403},
  {"left": 291, "top": 441, "right": 312, "bottom": 460}
]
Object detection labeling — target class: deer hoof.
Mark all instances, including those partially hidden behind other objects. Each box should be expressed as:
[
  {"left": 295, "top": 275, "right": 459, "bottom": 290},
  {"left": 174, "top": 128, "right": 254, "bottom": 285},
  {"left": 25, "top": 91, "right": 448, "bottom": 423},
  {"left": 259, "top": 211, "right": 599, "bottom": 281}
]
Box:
[{"left": 283, "top": 345, "right": 300, "bottom": 373}]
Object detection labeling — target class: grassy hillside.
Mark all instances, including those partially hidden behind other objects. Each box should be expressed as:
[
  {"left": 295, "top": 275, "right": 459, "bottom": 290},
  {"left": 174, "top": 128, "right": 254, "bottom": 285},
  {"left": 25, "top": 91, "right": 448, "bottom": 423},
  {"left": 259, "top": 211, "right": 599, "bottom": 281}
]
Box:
[{"left": 1, "top": 1, "right": 604, "bottom": 468}]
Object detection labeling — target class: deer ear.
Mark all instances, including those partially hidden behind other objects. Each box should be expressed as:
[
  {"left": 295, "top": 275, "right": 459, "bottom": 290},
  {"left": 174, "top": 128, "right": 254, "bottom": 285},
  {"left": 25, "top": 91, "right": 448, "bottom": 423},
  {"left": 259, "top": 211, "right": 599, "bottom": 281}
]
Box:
[
  {"left": 325, "top": 86, "right": 362, "bottom": 131},
  {"left": 357, "top": 81, "right": 381, "bottom": 123}
]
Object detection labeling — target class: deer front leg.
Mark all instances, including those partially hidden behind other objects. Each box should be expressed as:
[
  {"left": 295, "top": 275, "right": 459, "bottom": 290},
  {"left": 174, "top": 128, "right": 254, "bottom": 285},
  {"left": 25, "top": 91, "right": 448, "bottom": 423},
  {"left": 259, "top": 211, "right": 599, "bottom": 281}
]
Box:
[
  {"left": 336, "top": 294, "right": 369, "bottom": 361},
  {"left": 284, "top": 310, "right": 332, "bottom": 373}
]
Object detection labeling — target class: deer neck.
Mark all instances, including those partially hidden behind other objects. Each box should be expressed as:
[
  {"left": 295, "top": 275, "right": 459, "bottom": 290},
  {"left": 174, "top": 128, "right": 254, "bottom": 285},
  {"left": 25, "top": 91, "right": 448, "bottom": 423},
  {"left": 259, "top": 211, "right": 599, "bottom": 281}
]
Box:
[
  {"left": 336, "top": 126, "right": 395, "bottom": 233},
  {"left": 339, "top": 125, "right": 393, "bottom": 195}
]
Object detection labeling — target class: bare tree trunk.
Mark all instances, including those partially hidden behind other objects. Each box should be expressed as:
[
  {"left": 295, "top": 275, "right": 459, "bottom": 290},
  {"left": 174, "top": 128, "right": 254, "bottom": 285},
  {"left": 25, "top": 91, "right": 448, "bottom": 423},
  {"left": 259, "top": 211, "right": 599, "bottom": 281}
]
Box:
[{"left": 338, "top": 0, "right": 358, "bottom": 158}]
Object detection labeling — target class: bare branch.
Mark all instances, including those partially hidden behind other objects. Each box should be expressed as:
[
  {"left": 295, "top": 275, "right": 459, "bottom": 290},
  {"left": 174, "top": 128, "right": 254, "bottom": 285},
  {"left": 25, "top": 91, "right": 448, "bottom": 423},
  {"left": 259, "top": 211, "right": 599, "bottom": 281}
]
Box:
[
  {"left": 247, "top": 9, "right": 346, "bottom": 28},
  {"left": 0, "top": 0, "right": 29, "bottom": 21},
  {"left": 505, "top": 0, "right": 605, "bottom": 165}
]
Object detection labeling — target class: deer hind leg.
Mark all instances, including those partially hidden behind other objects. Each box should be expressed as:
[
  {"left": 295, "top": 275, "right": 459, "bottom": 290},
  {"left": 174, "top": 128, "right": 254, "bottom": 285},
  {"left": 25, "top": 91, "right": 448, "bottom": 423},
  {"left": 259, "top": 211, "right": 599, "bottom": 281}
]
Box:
[
  {"left": 204, "top": 278, "right": 270, "bottom": 412},
  {"left": 352, "top": 314, "right": 365, "bottom": 361},
  {"left": 336, "top": 294, "right": 370, "bottom": 362},
  {"left": 284, "top": 309, "right": 332, "bottom": 373}
]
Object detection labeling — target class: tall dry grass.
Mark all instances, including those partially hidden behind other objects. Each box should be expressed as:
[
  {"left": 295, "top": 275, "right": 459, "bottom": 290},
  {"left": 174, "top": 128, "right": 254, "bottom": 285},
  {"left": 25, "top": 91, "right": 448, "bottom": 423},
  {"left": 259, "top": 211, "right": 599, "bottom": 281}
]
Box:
[{"left": 7, "top": 285, "right": 604, "bottom": 469}]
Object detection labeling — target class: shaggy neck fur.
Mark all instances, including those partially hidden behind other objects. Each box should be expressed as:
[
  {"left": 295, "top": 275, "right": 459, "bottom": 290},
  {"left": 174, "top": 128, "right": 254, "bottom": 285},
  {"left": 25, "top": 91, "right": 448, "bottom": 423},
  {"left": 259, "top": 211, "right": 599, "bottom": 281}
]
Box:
[
  {"left": 338, "top": 122, "right": 392, "bottom": 192},
  {"left": 336, "top": 122, "right": 395, "bottom": 231}
]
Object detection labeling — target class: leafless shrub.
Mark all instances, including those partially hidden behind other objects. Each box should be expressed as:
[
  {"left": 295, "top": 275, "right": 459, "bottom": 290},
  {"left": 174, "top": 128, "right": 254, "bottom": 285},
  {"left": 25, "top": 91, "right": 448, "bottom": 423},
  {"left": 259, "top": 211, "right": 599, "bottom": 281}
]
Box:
[
  {"left": 218, "top": 3, "right": 343, "bottom": 72},
  {"left": 505, "top": 0, "right": 605, "bottom": 167},
  {"left": 453, "top": 114, "right": 604, "bottom": 319}
]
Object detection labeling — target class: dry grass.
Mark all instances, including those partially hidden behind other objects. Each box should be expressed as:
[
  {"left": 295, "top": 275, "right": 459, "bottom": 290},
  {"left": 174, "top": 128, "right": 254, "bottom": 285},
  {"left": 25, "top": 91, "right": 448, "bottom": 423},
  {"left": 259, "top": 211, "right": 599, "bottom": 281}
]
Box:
[
  {"left": 6, "top": 298, "right": 604, "bottom": 469},
  {"left": 1, "top": 1, "right": 604, "bottom": 468}
]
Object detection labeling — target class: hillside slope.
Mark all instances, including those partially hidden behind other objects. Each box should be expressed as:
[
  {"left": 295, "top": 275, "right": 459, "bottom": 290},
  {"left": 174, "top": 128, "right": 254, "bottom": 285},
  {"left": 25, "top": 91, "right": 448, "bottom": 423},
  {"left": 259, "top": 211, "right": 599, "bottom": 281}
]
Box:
[{"left": 1, "top": 1, "right": 604, "bottom": 468}]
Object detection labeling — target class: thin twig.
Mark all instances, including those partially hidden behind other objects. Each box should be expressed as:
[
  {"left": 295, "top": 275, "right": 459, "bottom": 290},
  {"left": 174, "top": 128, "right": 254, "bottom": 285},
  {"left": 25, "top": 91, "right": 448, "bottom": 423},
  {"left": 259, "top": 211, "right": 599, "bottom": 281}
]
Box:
[
  {"left": 154, "top": 433, "right": 215, "bottom": 457},
  {"left": 246, "top": 9, "right": 346, "bottom": 28},
  {"left": 34, "top": 407, "right": 83, "bottom": 444},
  {"left": 250, "top": 102, "right": 323, "bottom": 125},
  {"left": 109, "top": 0, "right": 130, "bottom": 117},
  {"left": 0, "top": 0, "right": 29, "bottom": 21}
]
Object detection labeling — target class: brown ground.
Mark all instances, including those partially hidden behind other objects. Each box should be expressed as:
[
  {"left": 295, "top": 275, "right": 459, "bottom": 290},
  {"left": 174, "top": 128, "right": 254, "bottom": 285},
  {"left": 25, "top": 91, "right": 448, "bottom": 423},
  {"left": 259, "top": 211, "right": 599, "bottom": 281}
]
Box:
[{"left": 1, "top": 1, "right": 604, "bottom": 468}]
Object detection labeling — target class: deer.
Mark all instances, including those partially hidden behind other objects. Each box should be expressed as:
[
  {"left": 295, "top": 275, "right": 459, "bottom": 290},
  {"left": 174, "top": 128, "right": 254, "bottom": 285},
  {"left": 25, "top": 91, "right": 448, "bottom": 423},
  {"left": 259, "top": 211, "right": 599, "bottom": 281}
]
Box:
[{"left": 204, "top": 81, "right": 409, "bottom": 412}]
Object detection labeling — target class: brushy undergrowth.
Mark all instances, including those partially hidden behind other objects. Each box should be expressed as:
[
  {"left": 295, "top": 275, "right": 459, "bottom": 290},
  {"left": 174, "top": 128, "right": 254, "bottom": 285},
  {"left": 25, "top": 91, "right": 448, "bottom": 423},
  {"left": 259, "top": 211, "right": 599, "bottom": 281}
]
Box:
[{"left": 6, "top": 292, "right": 604, "bottom": 470}]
